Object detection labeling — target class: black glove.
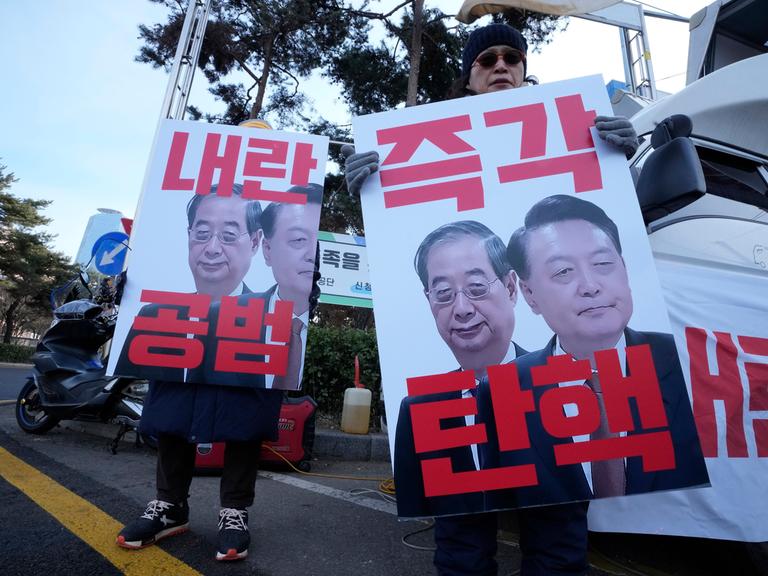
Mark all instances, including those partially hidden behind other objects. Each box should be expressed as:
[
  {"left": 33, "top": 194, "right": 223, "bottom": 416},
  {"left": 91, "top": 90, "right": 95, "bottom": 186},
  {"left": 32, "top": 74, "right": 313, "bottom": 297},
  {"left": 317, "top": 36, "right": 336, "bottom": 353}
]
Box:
[
  {"left": 341, "top": 144, "right": 379, "bottom": 196},
  {"left": 113, "top": 270, "right": 127, "bottom": 306},
  {"left": 594, "top": 115, "right": 640, "bottom": 160}
]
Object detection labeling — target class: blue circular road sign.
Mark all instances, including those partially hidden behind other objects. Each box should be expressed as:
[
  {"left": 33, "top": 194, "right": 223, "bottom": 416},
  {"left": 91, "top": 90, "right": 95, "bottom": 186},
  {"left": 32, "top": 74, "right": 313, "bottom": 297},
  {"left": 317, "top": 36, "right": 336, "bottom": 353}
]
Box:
[{"left": 91, "top": 231, "right": 130, "bottom": 275}]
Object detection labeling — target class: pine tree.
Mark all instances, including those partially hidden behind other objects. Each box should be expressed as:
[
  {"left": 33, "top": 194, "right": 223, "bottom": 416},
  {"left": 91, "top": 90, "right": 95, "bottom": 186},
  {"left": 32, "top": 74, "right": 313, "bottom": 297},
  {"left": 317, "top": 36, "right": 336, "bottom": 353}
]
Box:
[{"left": 0, "top": 162, "right": 75, "bottom": 343}]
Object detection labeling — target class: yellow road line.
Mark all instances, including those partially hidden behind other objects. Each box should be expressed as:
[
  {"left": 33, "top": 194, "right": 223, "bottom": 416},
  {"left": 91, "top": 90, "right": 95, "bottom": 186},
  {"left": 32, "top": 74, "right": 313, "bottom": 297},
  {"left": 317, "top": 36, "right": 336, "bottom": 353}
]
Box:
[
  {"left": 0, "top": 446, "right": 201, "bottom": 576},
  {"left": 0, "top": 399, "right": 16, "bottom": 406}
]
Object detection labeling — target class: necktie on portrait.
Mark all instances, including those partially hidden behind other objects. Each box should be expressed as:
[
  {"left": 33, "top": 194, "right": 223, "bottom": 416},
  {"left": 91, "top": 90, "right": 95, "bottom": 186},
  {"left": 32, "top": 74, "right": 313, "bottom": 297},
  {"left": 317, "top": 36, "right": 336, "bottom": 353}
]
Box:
[
  {"left": 586, "top": 375, "right": 626, "bottom": 497},
  {"left": 468, "top": 383, "right": 484, "bottom": 470},
  {"left": 273, "top": 317, "right": 304, "bottom": 390}
]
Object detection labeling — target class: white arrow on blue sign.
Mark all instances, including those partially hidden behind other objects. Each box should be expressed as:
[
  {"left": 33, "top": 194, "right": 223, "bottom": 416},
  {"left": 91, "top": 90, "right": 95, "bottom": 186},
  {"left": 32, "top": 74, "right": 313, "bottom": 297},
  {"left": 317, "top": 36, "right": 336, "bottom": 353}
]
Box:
[{"left": 91, "top": 231, "right": 130, "bottom": 275}]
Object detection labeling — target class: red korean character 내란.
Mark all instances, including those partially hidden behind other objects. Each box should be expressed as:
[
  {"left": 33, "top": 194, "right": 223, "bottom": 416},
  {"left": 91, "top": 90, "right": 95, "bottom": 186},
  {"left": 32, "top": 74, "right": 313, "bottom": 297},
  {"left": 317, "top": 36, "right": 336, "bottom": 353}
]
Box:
[
  {"left": 532, "top": 347, "right": 675, "bottom": 473},
  {"left": 128, "top": 290, "right": 211, "bottom": 369},
  {"left": 160, "top": 130, "right": 319, "bottom": 204},
  {"left": 406, "top": 371, "right": 538, "bottom": 497},
  {"left": 484, "top": 94, "right": 602, "bottom": 193},
  {"left": 376, "top": 115, "right": 485, "bottom": 212},
  {"left": 213, "top": 295, "right": 294, "bottom": 375},
  {"left": 242, "top": 138, "right": 318, "bottom": 204},
  {"left": 161, "top": 131, "right": 242, "bottom": 197},
  {"left": 290, "top": 142, "right": 319, "bottom": 186}
]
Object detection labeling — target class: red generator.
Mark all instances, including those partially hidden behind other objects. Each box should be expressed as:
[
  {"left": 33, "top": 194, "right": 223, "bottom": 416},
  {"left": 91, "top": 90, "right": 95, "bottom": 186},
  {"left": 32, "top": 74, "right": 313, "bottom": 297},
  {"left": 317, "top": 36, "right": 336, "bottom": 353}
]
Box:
[{"left": 195, "top": 395, "right": 317, "bottom": 474}]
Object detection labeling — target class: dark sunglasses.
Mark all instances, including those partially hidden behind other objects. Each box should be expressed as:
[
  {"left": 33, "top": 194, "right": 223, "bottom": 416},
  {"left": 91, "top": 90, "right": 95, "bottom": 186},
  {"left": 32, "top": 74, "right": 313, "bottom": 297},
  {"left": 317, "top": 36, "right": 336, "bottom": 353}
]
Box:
[{"left": 473, "top": 50, "right": 525, "bottom": 69}]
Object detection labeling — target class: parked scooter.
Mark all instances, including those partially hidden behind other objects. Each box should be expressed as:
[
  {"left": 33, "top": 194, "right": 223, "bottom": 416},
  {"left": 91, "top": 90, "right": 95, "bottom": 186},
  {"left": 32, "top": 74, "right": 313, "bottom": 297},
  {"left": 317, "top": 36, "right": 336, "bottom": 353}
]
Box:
[{"left": 15, "top": 271, "right": 149, "bottom": 454}]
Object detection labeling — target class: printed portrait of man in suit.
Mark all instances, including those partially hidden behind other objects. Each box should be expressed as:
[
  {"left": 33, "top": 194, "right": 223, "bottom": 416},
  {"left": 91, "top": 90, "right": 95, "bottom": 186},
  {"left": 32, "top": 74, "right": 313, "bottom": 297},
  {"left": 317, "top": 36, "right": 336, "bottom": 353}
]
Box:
[
  {"left": 393, "top": 221, "right": 521, "bottom": 519},
  {"left": 393, "top": 219, "right": 593, "bottom": 576},
  {"left": 115, "top": 182, "right": 321, "bottom": 391},
  {"left": 186, "top": 184, "right": 263, "bottom": 301},
  {"left": 200, "top": 183, "right": 322, "bottom": 390},
  {"left": 480, "top": 194, "right": 709, "bottom": 510},
  {"left": 114, "top": 183, "right": 262, "bottom": 381}
]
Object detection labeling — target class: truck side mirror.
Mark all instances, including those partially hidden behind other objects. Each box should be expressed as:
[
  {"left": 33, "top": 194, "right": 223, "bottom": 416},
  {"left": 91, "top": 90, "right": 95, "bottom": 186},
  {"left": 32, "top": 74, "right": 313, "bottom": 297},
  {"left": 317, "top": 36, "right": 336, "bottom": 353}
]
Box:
[{"left": 635, "top": 114, "right": 706, "bottom": 225}]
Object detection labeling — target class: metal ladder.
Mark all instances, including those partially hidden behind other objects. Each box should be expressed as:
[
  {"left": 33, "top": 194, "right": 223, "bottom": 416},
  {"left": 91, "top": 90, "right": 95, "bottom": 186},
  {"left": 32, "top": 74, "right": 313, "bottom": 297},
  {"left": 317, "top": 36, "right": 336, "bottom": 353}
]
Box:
[{"left": 158, "top": 0, "right": 212, "bottom": 121}]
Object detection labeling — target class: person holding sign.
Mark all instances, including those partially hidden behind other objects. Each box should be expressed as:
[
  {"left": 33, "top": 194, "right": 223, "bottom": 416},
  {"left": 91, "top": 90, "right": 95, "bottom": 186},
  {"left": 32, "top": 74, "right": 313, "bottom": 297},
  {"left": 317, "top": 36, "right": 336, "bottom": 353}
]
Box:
[
  {"left": 116, "top": 183, "right": 320, "bottom": 562},
  {"left": 343, "top": 23, "right": 641, "bottom": 198},
  {"left": 479, "top": 194, "right": 708, "bottom": 503},
  {"left": 345, "top": 21, "right": 642, "bottom": 576},
  {"left": 394, "top": 220, "right": 538, "bottom": 575}
]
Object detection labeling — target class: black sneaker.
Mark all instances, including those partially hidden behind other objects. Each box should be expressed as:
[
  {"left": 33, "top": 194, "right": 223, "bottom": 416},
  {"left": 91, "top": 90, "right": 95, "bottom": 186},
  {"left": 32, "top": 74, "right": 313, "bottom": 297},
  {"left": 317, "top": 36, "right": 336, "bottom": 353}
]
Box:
[
  {"left": 116, "top": 499, "right": 189, "bottom": 549},
  {"left": 216, "top": 508, "right": 249, "bottom": 561}
]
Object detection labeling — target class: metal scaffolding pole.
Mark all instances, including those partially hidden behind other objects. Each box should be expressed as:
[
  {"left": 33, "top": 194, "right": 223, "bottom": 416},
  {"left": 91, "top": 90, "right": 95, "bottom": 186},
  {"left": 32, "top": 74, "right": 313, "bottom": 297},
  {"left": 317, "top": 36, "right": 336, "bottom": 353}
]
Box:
[{"left": 158, "top": 0, "right": 212, "bottom": 121}]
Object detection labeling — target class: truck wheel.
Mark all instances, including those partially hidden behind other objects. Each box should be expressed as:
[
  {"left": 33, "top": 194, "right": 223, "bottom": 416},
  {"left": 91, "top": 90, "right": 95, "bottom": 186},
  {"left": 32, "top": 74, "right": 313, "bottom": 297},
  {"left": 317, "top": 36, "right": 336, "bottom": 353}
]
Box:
[{"left": 16, "top": 379, "right": 59, "bottom": 434}]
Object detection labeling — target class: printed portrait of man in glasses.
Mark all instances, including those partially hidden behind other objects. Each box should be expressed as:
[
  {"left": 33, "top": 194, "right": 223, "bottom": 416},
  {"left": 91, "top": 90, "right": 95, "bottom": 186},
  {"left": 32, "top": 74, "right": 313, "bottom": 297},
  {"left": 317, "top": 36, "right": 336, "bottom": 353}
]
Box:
[
  {"left": 393, "top": 220, "right": 525, "bottom": 518},
  {"left": 185, "top": 183, "right": 263, "bottom": 301},
  {"left": 114, "top": 183, "right": 262, "bottom": 382}
]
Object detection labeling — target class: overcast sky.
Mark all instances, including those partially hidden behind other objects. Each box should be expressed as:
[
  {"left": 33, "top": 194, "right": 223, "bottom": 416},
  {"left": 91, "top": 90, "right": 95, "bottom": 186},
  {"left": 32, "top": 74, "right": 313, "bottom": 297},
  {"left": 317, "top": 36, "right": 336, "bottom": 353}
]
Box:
[{"left": 0, "top": 0, "right": 714, "bottom": 259}]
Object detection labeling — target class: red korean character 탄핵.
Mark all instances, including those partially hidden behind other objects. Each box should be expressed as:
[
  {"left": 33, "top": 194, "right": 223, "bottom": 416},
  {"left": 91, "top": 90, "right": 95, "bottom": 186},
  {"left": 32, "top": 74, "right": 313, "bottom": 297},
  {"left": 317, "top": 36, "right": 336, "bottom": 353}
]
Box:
[
  {"left": 533, "top": 347, "right": 675, "bottom": 472},
  {"left": 407, "top": 371, "right": 539, "bottom": 497}
]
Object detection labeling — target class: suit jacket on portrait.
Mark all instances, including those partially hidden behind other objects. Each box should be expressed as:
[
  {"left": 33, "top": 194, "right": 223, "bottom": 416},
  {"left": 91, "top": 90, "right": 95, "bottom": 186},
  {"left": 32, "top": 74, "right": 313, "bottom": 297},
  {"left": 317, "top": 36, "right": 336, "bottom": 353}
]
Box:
[
  {"left": 113, "top": 284, "right": 283, "bottom": 444},
  {"left": 196, "top": 284, "right": 278, "bottom": 388},
  {"left": 113, "top": 283, "right": 270, "bottom": 387},
  {"left": 479, "top": 328, "right": 709, "bottom": 510},
  {"left": 393, "top": 342, "right": 526, "bottom": 518}
]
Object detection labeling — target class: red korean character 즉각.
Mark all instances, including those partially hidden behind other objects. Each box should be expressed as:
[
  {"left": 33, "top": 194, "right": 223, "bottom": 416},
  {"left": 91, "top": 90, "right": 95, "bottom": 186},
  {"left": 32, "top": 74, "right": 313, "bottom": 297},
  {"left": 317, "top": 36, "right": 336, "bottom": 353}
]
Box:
[
  {"left": 376, "top": 115, "right": 485, "bottom": 212},
  {"left": 484, "top": 94, "right": 603, "bottom": 194}
]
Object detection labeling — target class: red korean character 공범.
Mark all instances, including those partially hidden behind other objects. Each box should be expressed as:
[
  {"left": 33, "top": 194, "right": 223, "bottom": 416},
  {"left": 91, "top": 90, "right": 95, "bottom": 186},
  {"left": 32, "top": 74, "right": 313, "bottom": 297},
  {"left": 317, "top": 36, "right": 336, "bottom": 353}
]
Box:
[
  {"left": 213, "top": 295, "right": 294, "bottom": 375},
  {"left": 128, "top": 290, "right": 211, "bottom": 369},
  {"left": 376, "top": 115, "right": 485, "bottom": 212}
]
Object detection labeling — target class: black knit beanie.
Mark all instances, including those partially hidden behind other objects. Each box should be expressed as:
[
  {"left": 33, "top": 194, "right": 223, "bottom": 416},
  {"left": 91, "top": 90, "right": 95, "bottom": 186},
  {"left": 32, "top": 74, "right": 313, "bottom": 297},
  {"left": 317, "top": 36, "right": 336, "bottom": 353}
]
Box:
[{"left": 462, "top": 23, "right": 528, "bottom": 77}]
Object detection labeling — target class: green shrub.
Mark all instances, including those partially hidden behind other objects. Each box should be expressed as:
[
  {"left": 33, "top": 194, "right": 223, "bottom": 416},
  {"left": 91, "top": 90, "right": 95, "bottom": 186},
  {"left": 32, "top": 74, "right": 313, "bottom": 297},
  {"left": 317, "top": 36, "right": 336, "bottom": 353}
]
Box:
[
  {"left": 301, "top": 325, "right": 383, "bottom": 429},
  {"left": 0, "top": 343, "right": 35, "bottom": 363}
]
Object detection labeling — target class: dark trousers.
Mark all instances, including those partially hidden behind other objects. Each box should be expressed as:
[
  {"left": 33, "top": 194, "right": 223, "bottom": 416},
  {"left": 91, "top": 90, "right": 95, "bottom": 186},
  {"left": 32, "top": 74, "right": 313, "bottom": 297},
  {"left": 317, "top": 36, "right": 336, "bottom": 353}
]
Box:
[
  {"left": 433, "top": 503, "right": 589, "bottom": 576},
  {"left": 517, "top": 502, "right": 590, "bottom": 576},
  {"left": 434, "top": 513, "right": 498, "bottom": 576},
  {"left": 156, "top": 433, "right": 262, "bottom": 509}
]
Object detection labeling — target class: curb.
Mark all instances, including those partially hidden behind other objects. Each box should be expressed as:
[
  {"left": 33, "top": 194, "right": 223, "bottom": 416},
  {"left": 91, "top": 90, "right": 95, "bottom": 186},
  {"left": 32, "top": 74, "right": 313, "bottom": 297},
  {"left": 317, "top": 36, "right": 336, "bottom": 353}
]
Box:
[
  {"left": 63, "top": 421, "right": 392, "bottom": 462},
  {"left": 0, "top": 362, "right": 33, "bottom": 369},
  {"left": 313, "top": 428, "right": 391, "bottom": 462}
]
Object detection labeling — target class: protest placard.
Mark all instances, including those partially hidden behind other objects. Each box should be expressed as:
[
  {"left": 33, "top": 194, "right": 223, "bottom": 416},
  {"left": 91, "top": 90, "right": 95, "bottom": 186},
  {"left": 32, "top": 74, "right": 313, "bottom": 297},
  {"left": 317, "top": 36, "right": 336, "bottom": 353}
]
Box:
[
  {"left": 353, "top": 75, "right": 709, "bottom": 518},
  {"left": 108, "top": 119, "right": 328, "bottom": 391}
]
